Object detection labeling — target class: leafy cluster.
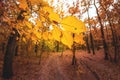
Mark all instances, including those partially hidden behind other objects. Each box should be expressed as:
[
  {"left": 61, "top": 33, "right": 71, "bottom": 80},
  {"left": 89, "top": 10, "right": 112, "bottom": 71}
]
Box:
[{"left": 0, "top": 0, "right": 86, "bottom": 50}]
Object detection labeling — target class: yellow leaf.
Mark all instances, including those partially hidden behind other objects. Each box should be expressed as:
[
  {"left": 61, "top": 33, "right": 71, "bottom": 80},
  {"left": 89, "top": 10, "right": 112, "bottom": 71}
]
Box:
[
  {"left": 25, "top": 15, "right": 30, "bottom": 19},
  {"left": 35, "top": 20, "right": 42, "bottom": 28},
  {"left": 25, "top": 21, "right": 32, "bottom": 29},
  {"left": 28, "top": 0, "right": 48, "bottom": 6},
  {"left": 31, "top": 33, "right": 37, "bottom": 41},
  {"left": 18, "top": 0, "right": 28, "bottom": 10},
  {"left": 61, "top": 16, "right": 86, "bottom": 33},
  {"left": 22, "top": 37, "right": 26, "bottom": 42},
  {"left": 51, "top": 25, "right": 61, "bottom": 41},
  {"left": 48, "top": 32, "right": 53, "bottom": 40},
  {"left": 33, "top": 31, "right": 41, "bottom": 39},
  {"left": 49, "top": 12, "right": 61, "bottom": 23},
  {"left": 74, "top": 33, "right": 85, "bottom": 45},
  {"left": 42, "top": 31, "right": 49, "bottom": 40},
  {"left": 43, "top": 6, "right": 53, "bottom": 14},
  {"left": 61, "top": 31, "right": 73, "bottom": 48},
  {"left": 40, "top": 15, "right": 46, "bottom": 22}
]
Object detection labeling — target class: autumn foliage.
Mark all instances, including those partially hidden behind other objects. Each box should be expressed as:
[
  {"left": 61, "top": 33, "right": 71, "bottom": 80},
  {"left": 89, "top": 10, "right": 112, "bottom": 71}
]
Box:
[{"left": 0, "top": 0, "right": 120, "bottom": 79}]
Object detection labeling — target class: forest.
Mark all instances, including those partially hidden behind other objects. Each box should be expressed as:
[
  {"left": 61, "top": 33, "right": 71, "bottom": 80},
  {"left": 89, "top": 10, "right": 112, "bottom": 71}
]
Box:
[{"left": 0, "top": 0, "right": 120, "bottom": 80}]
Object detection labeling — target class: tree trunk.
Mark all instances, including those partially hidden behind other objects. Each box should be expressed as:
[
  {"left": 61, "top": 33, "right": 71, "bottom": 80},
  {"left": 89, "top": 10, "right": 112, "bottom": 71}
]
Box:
[
  {"left": 108, "top": 16, "right": 118, "bottom": 62},
  {"left": 100, "top": 2, "right": 118, "bottom": 62},
  {"left": 90, "top": 32, "right": 95, "bottom": 55},
  {"left": 72, "top": 34, "right": 76, "bottom": 65},
  {"left": 34, "top": 44, "right": 38, "bottom": 56},
  {"left": 85, "top": 34, "right": 91, "bottom": 53},
  {"left": 72, "top": 44, "right": 76, "bottom": 65},
  {"left": 113, "top": 31, "right": 118, "bottom": 62},
  {"left": 2, "top": 28, "right": 20, "bottom": 79},
  {"left": 86, "top": 5, "right": 94, "bottom": 54},
  {"left": 2, "top": 42, "right": 5, "bottom": 54},
  {"left": 15, "top": 45, "right": 19, "bottom": 56},
  {"left": 94, "top": 0, "right": 109, "bottom": 60},
  {"left": 56, "top": 41, "right": 59, "bottom": 52}
]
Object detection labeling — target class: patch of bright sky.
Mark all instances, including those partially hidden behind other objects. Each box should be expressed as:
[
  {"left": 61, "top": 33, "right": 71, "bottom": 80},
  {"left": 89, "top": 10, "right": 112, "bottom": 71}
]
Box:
[
  {"left": 45, "top": 0, "right": 97, "bottom": 20},
  {"left": 28, "top": 0, "right": 117, "bottom": 26},
  {"left": 28, "top": 12, "right": 38, "bottom": 25},
  {"left": 46, "top": 0, "right": 118, "bottom": 20},
  {"left": 83, "top": 5, "right": 97, "bottom": 19}
]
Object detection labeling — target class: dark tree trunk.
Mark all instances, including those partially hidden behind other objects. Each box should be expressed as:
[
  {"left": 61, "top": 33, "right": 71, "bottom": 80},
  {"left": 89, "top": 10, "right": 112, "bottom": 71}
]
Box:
[
  {"left": 72, "top": 44, "right": 76, "bottom": 65},
  {"left": 15, "top": 45, "right": 19, "bottom": 56},
  {"left": 56, "top": 41, "right": 59, "bottom": 52},
  {"left": 2, "top": 42, "right": 5, "bottom": 54},
  {"left": 85, "top": 34, "right": 91, "bottom": 53},
  {"left": 90, "top": 32, "right": 95, "bottom": 55},
  {"left": 113, "top": 32, "right": 118, "bottom": 62},
  {"left": 94, "top": 0, "right": 109, "bottom": 60},
  {"left": 72, "top": 34, "right": 76, "bottom": 65},
  {"left": 34, "top": 44, "right": 38, "bottom": 56},
  {"left": 2, "top": 28, "right": 20, "bottom": 79},
  {"left": 100, "top": 2, "right": 118, "bottom": 62},
  {"left": 86, "top": 5, "right": 93, "bottom": 54},
  {"left": 108, "top": 17, "right": 118, "bottom": 62}
]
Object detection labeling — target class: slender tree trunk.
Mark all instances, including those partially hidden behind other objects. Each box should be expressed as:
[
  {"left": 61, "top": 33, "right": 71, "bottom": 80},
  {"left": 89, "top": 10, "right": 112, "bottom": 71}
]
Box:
[
  {"left": 2, "top": 28, "right": 20, "bottom": 79},
  {"left": 72, "top": 44, "right": 76, "bottom": 65},
  {"left": 56, "top": 41, "right": 59, "bottom": 52},
  {"left": 94, "top": 0, "right": 109, "bottom": 60},
  {"left": 85, "top": 34, "right": 91, "bottom": 53},
  {"left": 72, "top": 34, "right": 76, "bottom": 65},
  {"left": 108, "top": 16, "right": 118, "bottom": 62},
  {"left": 2, "top": 42, "right": 5, "bottom": 54},
  {"left": 86, "top": 5, "right": 95, "bottom": 55},
  {"left": 105, "top": 26, "right": 113, "bottom": 61},
  {"left": 90, "top": 32, "right": 95, "bottom": 55},
  {"left": 15, "top": 45, "right": 19, "bottom": 56},
  {"left": 34, "top": 43, "right": 38, "bottom": 56},
  {"left": 100, "top": 3, "right": 118, "bottom": 62},
  {"left": 113, "top": 30, "right": 118, "bottom": 62}
]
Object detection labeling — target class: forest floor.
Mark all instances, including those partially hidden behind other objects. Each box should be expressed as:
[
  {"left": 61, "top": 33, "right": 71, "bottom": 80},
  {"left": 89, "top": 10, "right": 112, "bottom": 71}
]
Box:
[{"left": 0, "top": 49, "right": 120, "bottom": 80}]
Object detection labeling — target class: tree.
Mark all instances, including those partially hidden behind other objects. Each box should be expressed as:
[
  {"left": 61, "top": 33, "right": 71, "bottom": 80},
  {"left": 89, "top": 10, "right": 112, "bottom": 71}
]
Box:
[
  {"left": 94, "top": 0, "right": 109, "bottom": 60},
  {"left": 1, "top": 0, "right": 52, "bottom": 78},
  {"left": 2, "top": 28, "right": 20, "bottom": 79},
  {"left": 1, "top": 2, "right": 86, "bottom": 77},
  {"left": 86, "top": 0, "right": 95, "bottom": 55},
  {"left": 99, "top": 0, "right": 117, "bottom": 62}
]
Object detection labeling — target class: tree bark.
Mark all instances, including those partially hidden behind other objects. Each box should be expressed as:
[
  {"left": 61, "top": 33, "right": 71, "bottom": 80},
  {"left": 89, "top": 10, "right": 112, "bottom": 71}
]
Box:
[
  {"left": 100, "top": 2, "right": 118, "bottom": 62},
  {"left": 2, "top": 28, "right": 20, "bottom": 79},
  {"left": 72, "top": 34, "right": 76, "bottom": 65},
  {"left": 72, "top": 44, "right": 76, "bottom": 65},
  {"left": 15, "top": 45, "right": 19, "bottom": 56},
  {"left": 56, "top": 41, "right": 59, "bottom": 52},
  {"left": 34, "top": 43, "right": 38, "bottom": 56},
  {"left": 86, "top": 4, "right": 95, "bottom": 54},
  {"left": 90, "top": 32, "right": 95, "bottom": 55},
  {"left": 85, "top": 34, "right": 91, "bottom": 53},
  {"left": 94, "top": 0, "right": 109, "bottom": 60},
  {"left": 2, "top": 42, "right": 5, "bottom": 54}
]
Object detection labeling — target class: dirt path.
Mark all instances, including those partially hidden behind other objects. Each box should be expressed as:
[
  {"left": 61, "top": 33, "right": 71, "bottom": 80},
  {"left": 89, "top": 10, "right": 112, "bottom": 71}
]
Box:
[
  {"left": 39, "top": 54, "right": 67, "bottom": 80},
  {"left": 1, "top": 50, "right": 119, "bottom": 80},
  {"left": 38, "top": 52, "right": 97, "bottom": 80},
  {"left": 76, "top": 50, "right": 120, "bottom": 80},
  {"left": 0, "top": 51, "right": 97, "bottom": 80}
]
